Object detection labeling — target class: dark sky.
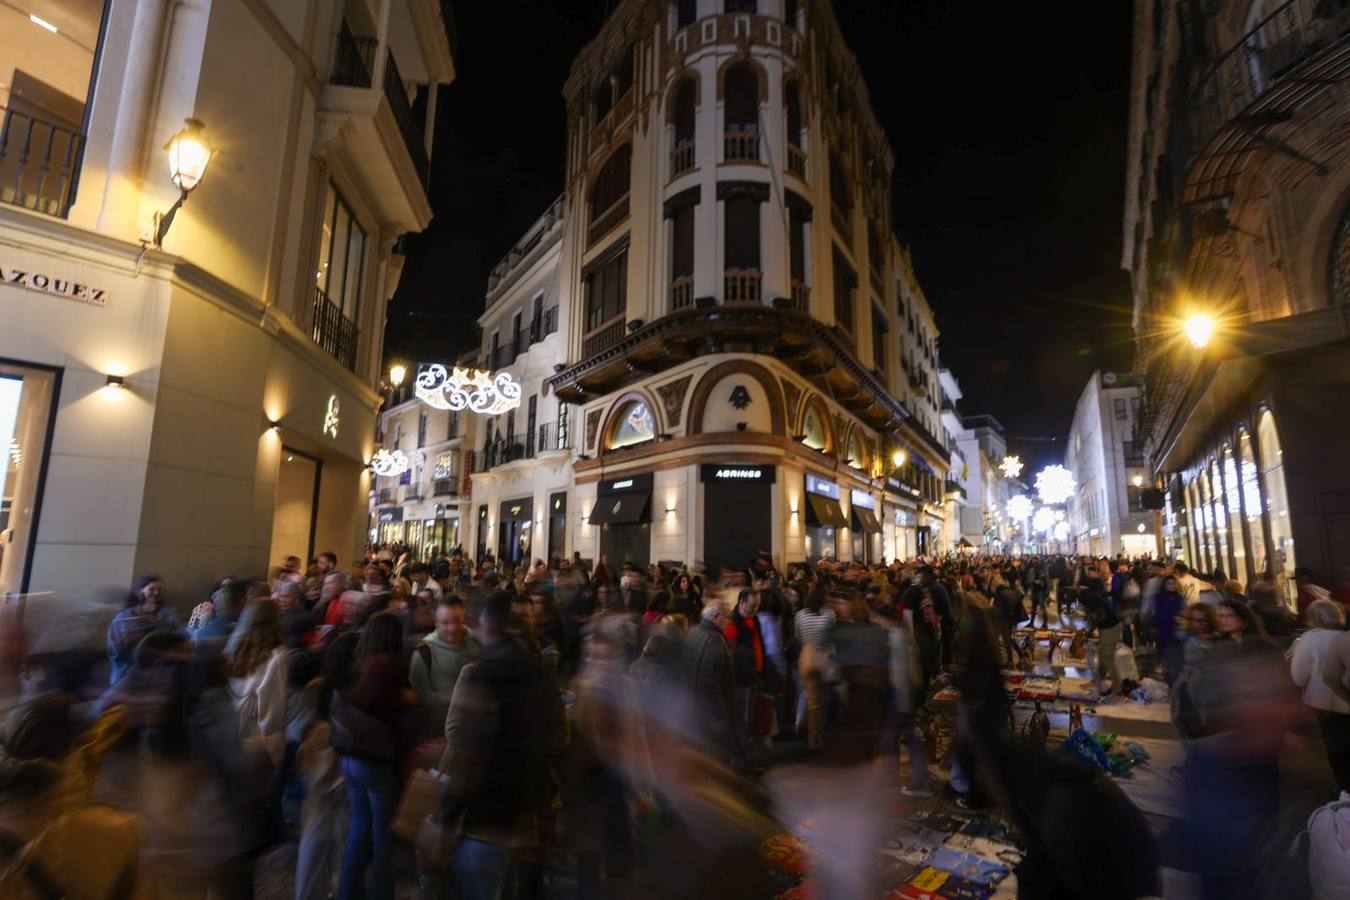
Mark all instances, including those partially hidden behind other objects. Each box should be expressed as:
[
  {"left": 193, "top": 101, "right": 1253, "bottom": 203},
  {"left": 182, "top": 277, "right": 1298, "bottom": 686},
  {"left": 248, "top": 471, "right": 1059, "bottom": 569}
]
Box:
[{"left": 390, "top": 0, "right": 1136, "bottom": 472}]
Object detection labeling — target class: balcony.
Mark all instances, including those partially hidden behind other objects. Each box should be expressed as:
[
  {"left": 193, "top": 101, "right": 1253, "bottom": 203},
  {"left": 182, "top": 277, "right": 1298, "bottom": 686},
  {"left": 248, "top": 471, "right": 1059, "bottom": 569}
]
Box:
[
  {"left": 537, "top": 421, "right": 571, "bottom": 453},
  {"left": 724, "top": 130, "right": 760, "bottom": 163},
  {"left": 583, "top": 315, "right": 627, "bottom": 358},
  {"left": 377, "top": 488, "right": 395, "bottom": 504},
  {"left": 587, "top": 193, "right": 629, "bottom": 247},
  {"left": 831, "top": 202, "right": 851, "bottom": 240},
  {"left": 670, "top": 275, "right": 694, "bottom": 311},
  {"left": 404, "top": 488, "right": 425, "bottom": 502},
  {"left": 0, "top": 108, "right": 84, "bottom": 217},
  {"left": 315, "top": 24, "right": 435, "bottom": 234},
  {"left": 311, "top": 287, "right": 359, "bottom": 371},
  {"left": 724, "top": 268, "right": 762, "bottom": 303},
  {"left": 786, "top": 144, "right": 806, "bottom": 179},
  {"left": 528, "top": 306, "right": 559, "bottom": 343},
  {"left": 790, "top": 278, "right": 811, "bottom": 312},
  {"left": 433, "top": 478, "right": 457, "bottom": 497},
  {"left": 671, "top": 140, "right": 695, "bottom": 176}
]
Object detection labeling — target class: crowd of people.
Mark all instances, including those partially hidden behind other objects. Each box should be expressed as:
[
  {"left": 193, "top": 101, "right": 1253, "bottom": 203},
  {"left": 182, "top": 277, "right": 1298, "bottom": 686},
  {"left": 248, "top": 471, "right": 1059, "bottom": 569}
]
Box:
[{"left": 1, "top": 545, "right": 1348, "bottom": 898}]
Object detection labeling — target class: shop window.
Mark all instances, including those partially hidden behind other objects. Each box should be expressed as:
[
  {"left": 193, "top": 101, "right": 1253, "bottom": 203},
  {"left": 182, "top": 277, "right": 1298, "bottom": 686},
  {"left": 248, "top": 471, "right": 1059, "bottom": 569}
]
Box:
[
  {"left": 801, "top": 404, "right": 827, "bottom": 451},
  {"left": 1196, "top": 473, "right": 1215, "bottom": 572},
  {"left": 1208, "top": 460, "right": 1230, "bottom": 576},
  {"left": 608, "top": 400, "right": 656, "bottom": 450},
  {"left": 0, "top": 364, "right": 57, "bottom": 593},
  {"left": 1258, "top": 410, "right": 1295, "bottom": 580},
  {"left": 1239, "top": 429, "right": 1268, "bottom": 577}
]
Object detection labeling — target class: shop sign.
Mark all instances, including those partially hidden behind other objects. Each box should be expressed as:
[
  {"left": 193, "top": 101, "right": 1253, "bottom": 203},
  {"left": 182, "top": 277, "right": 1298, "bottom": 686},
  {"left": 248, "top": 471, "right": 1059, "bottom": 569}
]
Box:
[
  {"left": 378, "top": 507, "right": 403, "bottom": 524},
  {"left": 0, "top": 265, "right": 107, "bottom": 306},
  {"left": 850, "top": 489, "right": 876, "bottom": 509},
  {"left": 805, "top": 474, "right": 839, "bottom": 499},
  {"left": 700, "top": 464, "right": 774, "bottom": 483},
  {"left": 599, "top": 472, "right": 653, "bottom": 494}
]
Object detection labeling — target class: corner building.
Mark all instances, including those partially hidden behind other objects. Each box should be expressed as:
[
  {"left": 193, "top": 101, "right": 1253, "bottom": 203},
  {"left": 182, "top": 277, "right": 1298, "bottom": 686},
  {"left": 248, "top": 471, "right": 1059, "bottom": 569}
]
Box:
[
  {"left": 530, "top": 0, "right": 952, "bottom": 573},
  {"left": 0, "top": 1, "right": 455, "bottom": 602}
]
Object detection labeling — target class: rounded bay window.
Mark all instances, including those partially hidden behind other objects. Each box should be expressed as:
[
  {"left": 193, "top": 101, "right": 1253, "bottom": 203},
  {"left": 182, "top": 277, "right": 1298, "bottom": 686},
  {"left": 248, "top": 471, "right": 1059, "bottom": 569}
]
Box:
[{"left": 1258, "top": 409, "right": 1295, "bottom": 581}]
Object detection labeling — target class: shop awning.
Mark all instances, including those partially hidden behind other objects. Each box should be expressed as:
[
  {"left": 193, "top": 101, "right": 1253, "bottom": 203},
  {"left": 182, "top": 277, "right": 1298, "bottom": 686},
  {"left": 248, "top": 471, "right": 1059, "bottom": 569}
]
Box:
[
  {"left": 588, "top": 491, "right": 651, "bottom": 526},
  {"left": 852, "top": 506, "right": 882, "bottom": 534},
  {"left": 805, "top": 493, "right": 847, "bottom": 528}
]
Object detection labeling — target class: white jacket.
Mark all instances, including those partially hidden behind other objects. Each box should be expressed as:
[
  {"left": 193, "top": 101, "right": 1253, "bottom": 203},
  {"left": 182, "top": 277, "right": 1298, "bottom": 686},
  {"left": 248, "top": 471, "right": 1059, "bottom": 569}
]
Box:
[
  {"left": 228, "top": 646, "right": 289, "bottom": 764},
  {"left": 1291, "top": 629, "right": 1350, "bottom": 714}
]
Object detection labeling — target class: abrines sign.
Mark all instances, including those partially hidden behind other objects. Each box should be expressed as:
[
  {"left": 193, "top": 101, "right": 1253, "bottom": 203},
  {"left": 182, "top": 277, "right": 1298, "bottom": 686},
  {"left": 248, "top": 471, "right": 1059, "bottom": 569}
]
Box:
[
  {"left": 598, "top": 472, "right": 653, "bottom": 494},
  {"left": 700, "top": 464, "right": 775, "bottom": 483},
  {"left": 0, "top": 266, "right": 107, "bottom": 306}
]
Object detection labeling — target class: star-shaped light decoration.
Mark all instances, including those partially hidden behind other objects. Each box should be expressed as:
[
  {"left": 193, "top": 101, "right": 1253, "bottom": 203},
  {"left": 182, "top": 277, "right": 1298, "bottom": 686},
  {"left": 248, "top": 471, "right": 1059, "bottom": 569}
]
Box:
[
  {"left": 1035, "top": 465, "right": 1076, "bottom": 505},
  {"left": 999, "top": 455, "right": 1024, "bottom": 479},
  {"left": 1006, "top": 494, "right": 1033, "bottom": 522}
]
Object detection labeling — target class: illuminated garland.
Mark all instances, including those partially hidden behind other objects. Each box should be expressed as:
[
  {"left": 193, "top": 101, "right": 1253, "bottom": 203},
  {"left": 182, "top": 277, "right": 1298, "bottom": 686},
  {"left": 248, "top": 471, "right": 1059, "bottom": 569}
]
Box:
[
  {"left": 370, "top": 448, "right": 410, "bottom": 477},
  {"left": 415, "top": 365, "right": 522, "bottom": 415}
]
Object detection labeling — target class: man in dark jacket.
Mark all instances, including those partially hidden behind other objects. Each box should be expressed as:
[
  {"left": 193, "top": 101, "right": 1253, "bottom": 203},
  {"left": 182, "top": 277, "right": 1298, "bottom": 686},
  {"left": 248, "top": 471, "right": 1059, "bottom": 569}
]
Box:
[
  {"left": 441, "top": 591, "right": 565, "bottom": 898},
  {"left": 683, "top": 600, "right": 735, "bottom": 756},
  {"left": 1078, "top": 578, "right": 1124, "bottom": 694}
]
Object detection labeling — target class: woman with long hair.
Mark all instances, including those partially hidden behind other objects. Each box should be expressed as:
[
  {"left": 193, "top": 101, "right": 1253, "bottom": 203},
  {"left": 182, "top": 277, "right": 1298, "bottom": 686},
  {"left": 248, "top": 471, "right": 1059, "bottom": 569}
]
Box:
[
  {"left": 224, "top": 600, "right": 289, "bottom": 767},
  {"left": 1290, "top": 599, "right": 1350, "bottom": 792},
  {"left": 331, "top": 612, "right": 409, "bottom": 900}
]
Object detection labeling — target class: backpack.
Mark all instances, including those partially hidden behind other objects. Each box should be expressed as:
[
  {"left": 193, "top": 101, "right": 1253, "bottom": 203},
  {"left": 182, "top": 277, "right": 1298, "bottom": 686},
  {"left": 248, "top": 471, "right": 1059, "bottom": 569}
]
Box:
[{"left": 0, "top": 823, "right": 68, "bottom": 900}]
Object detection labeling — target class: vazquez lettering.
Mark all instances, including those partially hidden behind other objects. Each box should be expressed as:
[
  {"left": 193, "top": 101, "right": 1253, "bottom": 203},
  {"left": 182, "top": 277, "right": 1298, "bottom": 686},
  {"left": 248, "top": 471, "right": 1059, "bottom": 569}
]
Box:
[{"left": 0, "top": 265, "right": 107, "bottom": 306}]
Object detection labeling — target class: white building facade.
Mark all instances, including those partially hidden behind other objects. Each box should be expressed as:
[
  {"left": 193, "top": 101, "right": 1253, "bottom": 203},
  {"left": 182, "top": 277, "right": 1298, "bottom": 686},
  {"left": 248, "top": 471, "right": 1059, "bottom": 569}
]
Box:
[
  {"left": 0, "top": 0, "right": 454, "bottom": 602},
  {"left": 1064, "top": 371, "right": 1155, "bottom": 557}
]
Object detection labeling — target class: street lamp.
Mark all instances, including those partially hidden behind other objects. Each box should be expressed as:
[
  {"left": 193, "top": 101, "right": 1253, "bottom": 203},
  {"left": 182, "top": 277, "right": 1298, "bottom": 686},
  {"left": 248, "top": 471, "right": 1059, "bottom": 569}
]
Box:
[
  {"left": 1184, "top": 314, "right": 1214, "bottom": 349},
  {"left": 1132, "top": 474, "right": 1144, "bottom": 488},
  {"left": 389, "top": 364, "right": 407, "bottom": 388},
  {"left": 891, "top": 449, "right": 906, "bottom": 468},
  {"left": 154, "top": 118, "right": 214, "bottom": 246}
]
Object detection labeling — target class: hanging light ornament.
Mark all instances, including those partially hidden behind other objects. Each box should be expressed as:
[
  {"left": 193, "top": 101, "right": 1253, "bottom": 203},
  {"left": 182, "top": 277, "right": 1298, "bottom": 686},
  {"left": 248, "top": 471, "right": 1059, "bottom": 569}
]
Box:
[
  {"left": 1032, "top": 506, "right": 1056, "bottom": 535},
  {"left": 999, "top": 455, "right": 1024, "bottom": 479},
  {"left": 1052, "top": 521, "right": 1070, "bottom": 542},
  {"left": 1035, "top": 464, "right": 1076, "bottom": 505},
  {"left": 369, "top": 448, "right": 410, "bottom": 477},
  {"left": 1006, "top": 494, "right": 1033, "bottom": 522},
  {"left": 415, "top": 364, "right": 522, "bottom": 415}
]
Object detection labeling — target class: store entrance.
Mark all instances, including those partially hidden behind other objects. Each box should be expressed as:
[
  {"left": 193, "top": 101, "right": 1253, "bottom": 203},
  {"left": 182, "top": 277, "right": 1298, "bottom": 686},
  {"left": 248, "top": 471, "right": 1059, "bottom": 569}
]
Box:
[
  {"left": 270, "top": 448, "right": 321, "bottom": 567},
  {"left": 0, "top": 362, "right": 58, "bottom": 594},
  {"left": 703, "top": 474, "right": 772, "bottom": 578},
  {"left": 547, "top": 492, "right": 567, "bottom": 566},
  {"left": 497, "top": 498, "right": 533, "bottom": 568}
]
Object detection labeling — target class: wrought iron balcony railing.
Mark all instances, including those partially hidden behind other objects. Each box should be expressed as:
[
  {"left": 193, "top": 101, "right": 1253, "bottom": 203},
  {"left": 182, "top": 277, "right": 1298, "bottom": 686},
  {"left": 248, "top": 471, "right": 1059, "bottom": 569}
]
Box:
[
  {"left": 311, "top": 287, "right": 359, "bottom": 370},
  {"left": 0, "top": 108, "right": 84, "bottom": 217}
]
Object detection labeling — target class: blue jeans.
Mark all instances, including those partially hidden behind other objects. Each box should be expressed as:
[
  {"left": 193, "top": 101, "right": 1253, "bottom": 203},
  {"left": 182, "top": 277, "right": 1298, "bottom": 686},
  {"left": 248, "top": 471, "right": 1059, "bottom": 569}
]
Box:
[
  {"left": 338, "top": 756, "right": 400, "bottom": 900},
  {"left": 454, "top": 837, "right": 515, "bottom": 900}
]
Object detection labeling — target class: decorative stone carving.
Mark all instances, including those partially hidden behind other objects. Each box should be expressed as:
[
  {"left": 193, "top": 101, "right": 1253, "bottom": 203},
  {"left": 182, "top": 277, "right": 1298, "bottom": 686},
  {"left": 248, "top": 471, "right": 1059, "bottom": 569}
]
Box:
[
  {"left": 654, "top": 374, "right": 692, "bottom": 428},
  {"left": 586, "top": 408, "right": 603, "bottom": 450},
  {"left": 781, "top": 379, "right": 803, "bottom": 427}
]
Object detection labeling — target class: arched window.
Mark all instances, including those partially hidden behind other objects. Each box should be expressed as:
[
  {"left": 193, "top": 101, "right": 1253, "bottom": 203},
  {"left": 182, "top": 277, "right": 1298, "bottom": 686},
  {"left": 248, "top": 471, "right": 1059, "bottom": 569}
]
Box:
[
  {"left": 672, "top": 79, "right": 696, "bottom": 175},
  {"left": 1208, "top": 460, "right": 1230, "bottom": 577},
  {"left": 1196, "top": 469, "right": 1215, "bottom": 572},
  {"left": 801, "top": 403, "right": 827, "bottom": 451},
  {"left": 1222, "top": 447, "right": 1246, "bottom": 579},
  {"left": 608, "top": 400, "right": 656, "bottom": 450},
  {"left": 590, "top": 145, "right": 631, "bottom": 223},
  {"left": 1258, "top": 410, "right": 1296, "bottom": 581},
  {"left": 1330, "top": 202, "right": 1350, "bottom": 305},
  {"left": 724, "top": 63, "right": 759, "bottom": 133},
  {"left": 846, "top": 431, "right": 864, "bottom": 470},
  {"left": 1238, "top": 429, "right": 1269, "bottom": 577}
]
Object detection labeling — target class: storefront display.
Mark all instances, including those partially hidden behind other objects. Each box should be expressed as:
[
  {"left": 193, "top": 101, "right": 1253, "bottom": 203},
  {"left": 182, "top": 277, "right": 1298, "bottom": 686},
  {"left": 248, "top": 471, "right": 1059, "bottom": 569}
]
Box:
[
  {"left": 497, "top": 497, "right": 533, "bottom": 567},
  {"left": 587, "top": 473, "right": 653, "bottom": 568},
  {"left": 702, "top": 464, "right": 774, "bottom": 576},
  {"left": 804, "top": 474, "right": 845, "bottom": 563},
  {"left": 850, "top": 489, "right": 881, "bottom": 563}
]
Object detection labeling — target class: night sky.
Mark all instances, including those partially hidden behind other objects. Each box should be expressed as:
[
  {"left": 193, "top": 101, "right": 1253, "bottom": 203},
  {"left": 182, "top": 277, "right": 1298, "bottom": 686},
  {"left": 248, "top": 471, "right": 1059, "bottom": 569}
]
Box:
[{"left": 389, "top": 0, "right": 1136, "bottom": 471}]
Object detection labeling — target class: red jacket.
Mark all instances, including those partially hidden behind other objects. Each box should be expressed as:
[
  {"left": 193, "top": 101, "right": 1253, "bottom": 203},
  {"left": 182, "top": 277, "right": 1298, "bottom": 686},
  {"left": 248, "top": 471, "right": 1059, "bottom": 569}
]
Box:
[{"left": 725, "top": 612, "right": 764, "bottom": 675}]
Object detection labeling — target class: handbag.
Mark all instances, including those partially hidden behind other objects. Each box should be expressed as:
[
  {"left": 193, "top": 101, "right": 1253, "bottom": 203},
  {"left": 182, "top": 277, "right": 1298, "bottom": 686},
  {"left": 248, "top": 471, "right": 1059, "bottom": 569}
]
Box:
[{"left": 392, "top": 768, "right": 450, "bottom": 843}]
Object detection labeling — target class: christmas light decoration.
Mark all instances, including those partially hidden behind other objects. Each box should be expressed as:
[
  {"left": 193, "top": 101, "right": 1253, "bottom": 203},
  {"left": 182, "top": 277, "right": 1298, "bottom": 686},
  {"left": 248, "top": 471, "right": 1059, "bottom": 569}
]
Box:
[
  {"left": 1006, "top": 494, "right": 1033, "bottom": 522},
  {"left": 1032, "top": 506, "right": 1055, "bottom": 535},
  {"left": 415, "top": 365, "right": 522, "bottom": 415},
  {"left": 1035, "top": 465, "right": 1076, "bottom": 505},
  {"left": 370, "top": 448, "right": 410, "bottom": 477},
  {"left": 999, "top": 455, "right": 1024, "bottom": 479}
]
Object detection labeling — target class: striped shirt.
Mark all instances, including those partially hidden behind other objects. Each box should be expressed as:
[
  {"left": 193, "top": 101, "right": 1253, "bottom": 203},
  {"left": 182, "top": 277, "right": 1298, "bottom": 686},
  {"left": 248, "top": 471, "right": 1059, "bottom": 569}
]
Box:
[{"left": 794, "top": 608, "right": 836, "bottom": 649}]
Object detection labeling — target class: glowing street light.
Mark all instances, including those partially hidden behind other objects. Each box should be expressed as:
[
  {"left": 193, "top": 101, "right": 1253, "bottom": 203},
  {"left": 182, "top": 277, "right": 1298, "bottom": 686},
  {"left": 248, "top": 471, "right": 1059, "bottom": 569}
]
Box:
[
  {"left": 891, "top": 449, "right": 906, "bottom": 468},
  {"left": 154, "top": 118, "right": 215, "bottom": 246},
  {"left": 389, "top": 364, "right": 407, "bottom": 387},
  {"left": 1132, "top": 474, "right": 1144, "bottom": 488},
  {"left": 1185, "top": 314, "right": 1214, "bottom": 349},
  {"left": 1035, "top": 465, "right": 1076, "bottom": 505}
]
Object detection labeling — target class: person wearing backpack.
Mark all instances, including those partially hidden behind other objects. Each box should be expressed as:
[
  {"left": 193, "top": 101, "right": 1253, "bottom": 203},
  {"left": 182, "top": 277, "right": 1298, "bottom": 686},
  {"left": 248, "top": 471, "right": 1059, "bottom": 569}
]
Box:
[
  {"left": 410, "top": 596, "right": 479, "bottom": 740},
  {"left": 0, "top": 694, "right": 153, "bottom": 900}
]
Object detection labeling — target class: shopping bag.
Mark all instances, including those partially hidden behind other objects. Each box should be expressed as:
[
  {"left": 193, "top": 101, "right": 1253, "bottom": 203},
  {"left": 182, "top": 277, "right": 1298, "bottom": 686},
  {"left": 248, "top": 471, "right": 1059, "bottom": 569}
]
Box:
[{"left": 392, "top": 768, "right": 449, "bottom": 843}]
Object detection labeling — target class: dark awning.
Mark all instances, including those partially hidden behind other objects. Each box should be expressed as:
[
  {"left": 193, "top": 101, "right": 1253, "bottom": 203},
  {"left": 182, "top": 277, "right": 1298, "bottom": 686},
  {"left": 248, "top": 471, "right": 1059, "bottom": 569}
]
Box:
[
  {"left": 805, "top": 493, "right": 847, "bottom": 528},
  {"left": 852, "top": 506, "right": 882, "bottom": 534},
  {"left": 588, "top": 492, "right": 651, "bottom": 526}
]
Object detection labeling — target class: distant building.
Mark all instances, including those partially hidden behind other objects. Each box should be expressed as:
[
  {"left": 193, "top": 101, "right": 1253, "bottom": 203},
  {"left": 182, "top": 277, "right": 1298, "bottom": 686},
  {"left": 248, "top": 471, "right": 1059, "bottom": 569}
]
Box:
[
  {"left": 950, "top": 411, "right": 1018, "bottom": 552},
  {"left": 1122, "top": 0, "right": 1350, "bottom": 588},
  {"left": 1064, "top": 371, "right": 1153, "bottom": 557}
]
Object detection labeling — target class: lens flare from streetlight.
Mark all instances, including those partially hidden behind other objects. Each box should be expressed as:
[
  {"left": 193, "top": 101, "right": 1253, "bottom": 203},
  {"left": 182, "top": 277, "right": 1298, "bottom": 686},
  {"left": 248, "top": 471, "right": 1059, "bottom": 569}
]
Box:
[{"left": 1185, "top": 314, "right": 1214, "bottom": 349}]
